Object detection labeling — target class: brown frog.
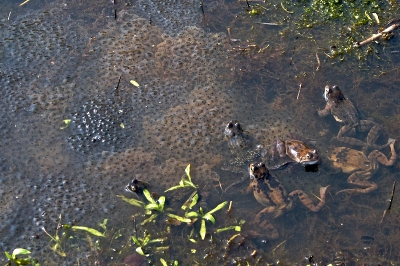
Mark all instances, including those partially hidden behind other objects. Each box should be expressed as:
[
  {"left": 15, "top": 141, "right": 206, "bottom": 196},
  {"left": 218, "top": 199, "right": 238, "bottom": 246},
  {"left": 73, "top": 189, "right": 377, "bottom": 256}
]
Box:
[
  {"left": 329, "top": 141, "right": 396, "bottom": 194},
  {"left": 317, "top": 85, "right": 390, "bottom": 150},
  {"left": 225, "top": 121, "right": 319, "bottom": 168},
  {"left": 265, "top": 138, "right": 319, "bottom": 167},
  {"left": 246, "top": 162, "right": 328, "bottom": 239}
]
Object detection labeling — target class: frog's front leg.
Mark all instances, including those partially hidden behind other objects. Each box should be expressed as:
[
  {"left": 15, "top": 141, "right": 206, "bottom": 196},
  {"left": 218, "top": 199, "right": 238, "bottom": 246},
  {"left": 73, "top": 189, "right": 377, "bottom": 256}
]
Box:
[
  {"left": 336, "top": 171, "right": 377, "bottom": 194},
  {"left": 271, "top": 138, "right": 287, "bottom": 159},
  {"left": 288, "top": 186, "right": 329, "bottom": 212},
  {"left": 317, "top": 104, "right": 331, "bottom": 117}
]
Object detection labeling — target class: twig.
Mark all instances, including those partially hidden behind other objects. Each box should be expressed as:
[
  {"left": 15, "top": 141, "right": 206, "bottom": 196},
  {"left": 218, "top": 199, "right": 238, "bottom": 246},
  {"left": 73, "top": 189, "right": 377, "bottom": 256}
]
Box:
[
  {"left": 355, "top": 23, "right": 400, "bottom": 47},
  {"left": 200, "top": 0, "right": 205, "bottom": 24},
  {"left": 296, "top": 83, "right": 302, "bottom": 100},
  {"left": 271, "top": 240, "right": 286, "bottom": 254},
  {"left": 8, "top": 11, "right": 11, "bottom": 20},
  {"left": 380, "top": 181, "right": 396, "bottom": 224},
  {"left": 316, "top": 53, "right": 321, "bottom": 71}
]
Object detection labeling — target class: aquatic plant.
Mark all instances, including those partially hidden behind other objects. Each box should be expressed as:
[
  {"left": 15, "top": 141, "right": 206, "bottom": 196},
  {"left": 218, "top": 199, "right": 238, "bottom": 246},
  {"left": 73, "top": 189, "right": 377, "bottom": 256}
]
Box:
[{"left": 4, "top": 248, "right": 39, "bottom": 266}]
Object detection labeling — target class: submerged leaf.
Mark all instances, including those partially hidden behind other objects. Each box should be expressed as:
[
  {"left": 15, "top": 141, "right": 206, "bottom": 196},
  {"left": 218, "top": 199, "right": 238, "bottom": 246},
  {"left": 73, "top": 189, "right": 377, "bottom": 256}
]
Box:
[
  {"left": 160, "top": 258, "right": 168, "bottom": 266},
  {"left": 167, "top": 213, "right": 192, "bottom": 223},
  {"left": 200, "top": 219, "right": 206, "bottom": 240},
  {"left": 117, "top": 195, "right": 145, "bottom": 208},
  {"left": 71, "top": 226, "right": 105, "bottom": 237}
]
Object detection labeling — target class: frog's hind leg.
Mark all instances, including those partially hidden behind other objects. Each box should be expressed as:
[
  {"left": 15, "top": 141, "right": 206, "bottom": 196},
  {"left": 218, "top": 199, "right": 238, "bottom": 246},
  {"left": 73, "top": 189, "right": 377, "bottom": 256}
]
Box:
[
  {"left": 359, "top": 120, "right": 381, "bottom": 145},
  {"left": 336, "top": 171, "right": 378, "bottom": 194},
  {"left": 288, "top": 186, "right": 329, "bottom": 212},
  {"left": 369, "top": 140, "right": 397, "bottom": 166}
]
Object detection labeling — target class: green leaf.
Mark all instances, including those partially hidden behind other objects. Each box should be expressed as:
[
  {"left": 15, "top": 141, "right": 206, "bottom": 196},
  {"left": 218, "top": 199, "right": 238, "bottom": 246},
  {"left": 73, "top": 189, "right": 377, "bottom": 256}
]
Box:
[
  {"left": 185, "top": 211, "right": 200, "bottom": 218},
  {"left": 135, "top": 247, "right": 147, "bottom": 256},
  {"left": 99, "top": 218, "right": 108, "bottom": 231},
  {"left": 13, "top": 248, "right": 31, "bottom": 256},
  {"left": 4, "top": 251, "right": 12, "bottom": 260},
  {"left": 200, "top": 219, "right": 206, "bottom": 240},
  {"left": 141, "top": 213, "right": 158, "bottom": 225},
  {"left": 148, "top": 238, "right": 167, "bottom": 244},
  {"left": 117, "top": 195, "right": 145, "bottom": 208},
  {"left": 71, "top": 226, "right": 105, "bottom": 237},
  {"left": 60, "top": 119, "right": 71, "bottom": 129},
  {"left": 173, "top": 260, "right": 179, "bottom": 266},
  {"left": 235, "top": 226, "right": 241, "bottom": 232},
  {"left": 189, "top": 239, "right": 197, "bottom": 243},
  {"left": 160, "top": 258, "right": 168, "bottom": 266},
  {"left": 131, "top": 236, "right": 141, "bottom": 246},
  {"left": 181, "top": 191, "right": 198, "bottom": 210},
  {"left": 157, "top": 196, "right": 166, "bottom": 211},
  {"left": 145, "top": 203, "right": 161, "bottom": 211},
  {"left": 130, "top": 80, "right": 140, "bottom": 87},
  {"left": 164, "top": 185, "right": 184, "bottom": 192},
  {"left": 143, "top": 189, "right": 156, "bottom": 204},
  {"left": 202, "top": 213, "right": 215, "bottom": 224},
  {"left": 216, "top": 226, "right": 236, "bottom": 233},
  {"left": 167, "top": 213, "right": 192, "bottom": 223},
  {"left": 142, "top": 234, "right": 151, "bottom": 246},
  {"left": 206, "top": 201, "right": 228, "bottom": 215},
  {"left": 185, "top": 164, "right": 191, "bottom": 181}
]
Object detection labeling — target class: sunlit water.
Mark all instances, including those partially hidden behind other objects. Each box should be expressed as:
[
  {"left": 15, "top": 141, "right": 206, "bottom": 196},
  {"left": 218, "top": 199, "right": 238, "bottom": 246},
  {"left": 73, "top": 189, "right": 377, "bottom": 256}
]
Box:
[{"left": 1, "top": 0, "right": 400, "bottom": 265}]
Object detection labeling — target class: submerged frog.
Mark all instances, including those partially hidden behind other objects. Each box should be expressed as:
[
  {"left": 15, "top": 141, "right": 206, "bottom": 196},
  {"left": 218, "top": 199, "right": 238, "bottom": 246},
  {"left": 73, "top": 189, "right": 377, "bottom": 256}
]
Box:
[
  {"left": 224, "top": 120, "right": 260, "bottom": 166},
  {"left": 317, "top": 85, "right": 390, "bottom": 150},
  {"left": 246, "top": 162, "right": 328, "bottom": 239},
  {"left": 329, "top": 141, "right": 396, "bottom": 194}
]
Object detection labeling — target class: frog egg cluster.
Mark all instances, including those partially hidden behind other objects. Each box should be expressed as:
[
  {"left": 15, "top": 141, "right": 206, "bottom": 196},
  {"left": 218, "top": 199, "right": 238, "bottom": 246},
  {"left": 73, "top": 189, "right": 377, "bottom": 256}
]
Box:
[
  {"left": 134, "top": 0, "right": 201, "bottom": 36},
  {"left": 140, "top": 84, "right": 234, "bottom": 164},
  {"left": 67, "top": 99, "right": 127, "bottom": 154},
  {"left": 92, "top": 11, "right": 229, "bottom": 117},
  {"left": 0, "top": 7, "right": 87, "bottom": 114},
  {"left": 0, "top": 166, "right": 116, "bottom": 258}
]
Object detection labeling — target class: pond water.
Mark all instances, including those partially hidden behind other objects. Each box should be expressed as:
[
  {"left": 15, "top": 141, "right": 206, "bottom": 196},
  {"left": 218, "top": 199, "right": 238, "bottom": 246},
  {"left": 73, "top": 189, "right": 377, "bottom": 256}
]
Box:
[{"left": 1, "top": 0, "right": 400, "bottom": 265}]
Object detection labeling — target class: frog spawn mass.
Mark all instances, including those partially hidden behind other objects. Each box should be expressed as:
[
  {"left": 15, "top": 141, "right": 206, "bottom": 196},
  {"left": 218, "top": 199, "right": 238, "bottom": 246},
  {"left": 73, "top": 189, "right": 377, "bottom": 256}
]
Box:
[{"left": 0, "top": 2, "right": 234, "bottom": 261}]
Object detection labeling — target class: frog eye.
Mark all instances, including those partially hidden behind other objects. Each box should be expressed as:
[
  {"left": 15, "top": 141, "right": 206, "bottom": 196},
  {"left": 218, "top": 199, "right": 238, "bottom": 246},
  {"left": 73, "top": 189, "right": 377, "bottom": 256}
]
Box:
[
  {"left": 228, "top": 121, "right": 234, "bottom": 128},
  {"left": 235, "top": 122, "right": 242, "bottom": 130}
]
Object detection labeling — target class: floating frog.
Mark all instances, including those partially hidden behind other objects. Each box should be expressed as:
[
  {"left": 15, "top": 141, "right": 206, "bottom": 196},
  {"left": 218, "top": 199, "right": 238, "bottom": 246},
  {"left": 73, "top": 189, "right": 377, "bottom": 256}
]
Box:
[
  {"left": 259, "top": 138, "right": 319, "bottom": 171},
  {"left": 317, "top": 85, "right": 391, "bottom": 150},
  {"left": 225, "top": 121, "right": 318, "bottom": 168},
  {"left": 329, "top": 141, "right": 396, "bottom": 194},
  {"left": 246, "top": 162, "right": 328, "bottom": 239}
]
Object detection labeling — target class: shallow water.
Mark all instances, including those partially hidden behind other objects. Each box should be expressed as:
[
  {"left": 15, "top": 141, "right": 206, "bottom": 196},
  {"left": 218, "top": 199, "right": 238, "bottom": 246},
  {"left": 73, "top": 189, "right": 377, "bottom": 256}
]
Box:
[{"left": 1, "top": 0, "right": 400, "bottom": 265}]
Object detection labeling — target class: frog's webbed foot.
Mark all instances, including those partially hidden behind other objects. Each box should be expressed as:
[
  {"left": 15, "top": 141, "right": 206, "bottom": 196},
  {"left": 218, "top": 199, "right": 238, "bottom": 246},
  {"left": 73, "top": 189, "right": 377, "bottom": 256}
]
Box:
[{"left": 289, "top": 186, "right": 329, "bottom": 212}]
